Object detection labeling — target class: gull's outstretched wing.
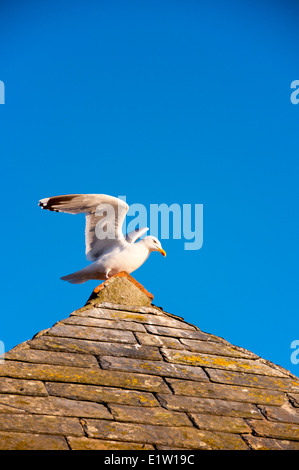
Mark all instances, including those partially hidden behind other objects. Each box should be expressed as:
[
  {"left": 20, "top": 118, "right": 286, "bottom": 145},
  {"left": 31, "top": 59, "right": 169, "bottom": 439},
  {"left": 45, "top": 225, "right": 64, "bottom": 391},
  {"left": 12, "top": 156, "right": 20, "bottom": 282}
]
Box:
[
  {"left": 39, "top": 194, "right": 129, "bottom": 261},
  {"left": 125, "top": 227, "right": 149, "bottom": 243}
]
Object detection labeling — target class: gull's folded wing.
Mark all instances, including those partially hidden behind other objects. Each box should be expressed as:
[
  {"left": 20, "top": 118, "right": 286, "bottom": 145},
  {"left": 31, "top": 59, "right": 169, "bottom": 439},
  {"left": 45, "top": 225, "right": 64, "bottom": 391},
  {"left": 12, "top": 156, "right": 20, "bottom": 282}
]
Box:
[{"left": 125, "top": 227, "right": 149, "bottom": 243}]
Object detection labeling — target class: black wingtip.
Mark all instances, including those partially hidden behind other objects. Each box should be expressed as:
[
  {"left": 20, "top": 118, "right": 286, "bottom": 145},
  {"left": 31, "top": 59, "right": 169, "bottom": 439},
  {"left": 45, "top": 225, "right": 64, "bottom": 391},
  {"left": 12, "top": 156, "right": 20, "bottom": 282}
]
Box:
[{"left": 39, "top": 201, "right": 47, "bottom": 209}]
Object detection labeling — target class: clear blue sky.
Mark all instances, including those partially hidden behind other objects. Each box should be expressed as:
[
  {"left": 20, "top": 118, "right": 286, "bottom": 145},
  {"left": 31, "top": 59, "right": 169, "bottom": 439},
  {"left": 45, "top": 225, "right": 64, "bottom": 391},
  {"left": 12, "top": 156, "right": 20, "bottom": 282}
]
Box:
[{"left": 0, "top": 0, "right": 299, "bottom": 375}]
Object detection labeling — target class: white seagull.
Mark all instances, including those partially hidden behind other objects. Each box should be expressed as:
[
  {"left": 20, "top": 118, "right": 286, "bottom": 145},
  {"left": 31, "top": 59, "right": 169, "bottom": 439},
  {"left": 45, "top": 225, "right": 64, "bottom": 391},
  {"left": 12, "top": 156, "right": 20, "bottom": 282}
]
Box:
[{"left": 39, "top": 194, "right": 166, "bottom": 284}]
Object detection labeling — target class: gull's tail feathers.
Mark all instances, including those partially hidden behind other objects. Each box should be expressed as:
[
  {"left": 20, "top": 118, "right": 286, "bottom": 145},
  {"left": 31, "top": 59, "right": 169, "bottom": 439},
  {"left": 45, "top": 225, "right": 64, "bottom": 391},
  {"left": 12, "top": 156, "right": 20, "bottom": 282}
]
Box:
[
  {"left": 60, "top": 272, "right": 89, "bottom": 284},
  {"left": 60, "top": 265, "right": 105, "bottom": 284}
]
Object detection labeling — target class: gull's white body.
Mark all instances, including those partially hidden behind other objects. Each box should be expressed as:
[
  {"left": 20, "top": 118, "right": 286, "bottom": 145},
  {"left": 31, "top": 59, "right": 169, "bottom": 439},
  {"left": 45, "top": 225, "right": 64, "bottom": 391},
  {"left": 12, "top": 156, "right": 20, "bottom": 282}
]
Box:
[
  {"left": 39, "top": 193, "right": 166, "bottom": 284},
  {"left": 66, "top": 237, "right": 152, "bottom": 283}
]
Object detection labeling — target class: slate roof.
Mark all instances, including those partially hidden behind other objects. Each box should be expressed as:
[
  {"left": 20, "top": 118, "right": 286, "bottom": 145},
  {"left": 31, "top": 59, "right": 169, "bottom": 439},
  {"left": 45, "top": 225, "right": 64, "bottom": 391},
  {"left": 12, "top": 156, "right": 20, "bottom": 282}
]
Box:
[{"left": 0, "top": 272, "right": 299, "bottom": 450}]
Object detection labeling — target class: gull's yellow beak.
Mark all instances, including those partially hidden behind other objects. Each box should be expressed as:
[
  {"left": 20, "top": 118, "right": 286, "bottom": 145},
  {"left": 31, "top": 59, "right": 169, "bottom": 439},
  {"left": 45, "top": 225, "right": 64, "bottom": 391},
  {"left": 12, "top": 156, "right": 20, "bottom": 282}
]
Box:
[{"left": 158, "top": 248, "right": 166, "bottom": 257}]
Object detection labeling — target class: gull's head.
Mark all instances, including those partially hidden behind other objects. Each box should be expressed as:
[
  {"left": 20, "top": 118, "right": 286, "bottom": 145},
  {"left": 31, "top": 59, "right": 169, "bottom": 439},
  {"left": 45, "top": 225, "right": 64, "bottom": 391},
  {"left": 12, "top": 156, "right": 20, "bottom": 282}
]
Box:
[{"left": 143, "top": 236, "right": 166, "bottom": 257}]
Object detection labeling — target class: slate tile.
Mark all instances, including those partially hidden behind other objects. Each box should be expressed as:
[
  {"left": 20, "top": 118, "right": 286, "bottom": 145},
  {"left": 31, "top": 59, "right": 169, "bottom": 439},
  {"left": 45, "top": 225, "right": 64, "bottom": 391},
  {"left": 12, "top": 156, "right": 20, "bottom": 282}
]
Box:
[
  {"left": 0, "top": 377, "right": 47, "bottom": 396},
  {"left": 0, "top": 431, "right": 69, "bottom": 450},
  {"left": 0, "top": 362, "right": 169, "bottom": 392},
  {"left": 99, "top": 356, "right": 209, "bottom": 382},
  {"left": 190, "top": 412, "right": 251, "bottom": 433},
  {"left": 208, "top": 431, "right": 249, "bottom": 450},
  {"left": 156, "top": 393, "right": 263, "bottom": 419},
  {"left": 288, "top": 392, "right": 299, "bottom": 407},
  {"left": 46, "top": 324, "right": 137, "bottom": 343},
  {"left": 207, "top": 368, "right": 299, "bottom": 392},
  {"left": 68, "top": 310, "right": 195, "bottom": 330},
  {"left": 0, "top": 394, "right": 112, "bottom": 419},
  {"left": 166, "top": 378, "right": 285, "bottom": 405},
  {"left": 180, "top": 339, "right": 258, "bottom": 359},
  {"left": 135, "top": 332, "right": 184, "bottom": 349},
  {"left": 109, "top": 404, "right": 191, "bottom": 426},
  {"left": 45, "top": 382, "right": 159, "bottom": 406},
  {"left": 4, "top": 348, "right": 98, "bottom": 368},
  {"left": 243, "top": 434, "right": 299, "bottom": 450},
  {"left": 0, "top": 413, "right": 83, "bottom": 436},
  {"left": 145, "top": 325, "right": 212, "bottom": 340},
  {"left": 67, "top": 437, "right": 154, "bottom": 450},
  {"left": 161, "top": 349, "right": 286, "bottom": 377},
  {"left": 61, "top": 316, "right": 146, "bottom": 332},
  {"left": 259, "top": 403, "right": 299, "bottom": 424},
  {"left": 82, "top": 419, "right": 213, "bottom": 449},
  {"left": 247, "top": 419, "right": 299, "bottom": 441},
  {"left": 30, "top": 336, "right": 163, "bottom": 360}
]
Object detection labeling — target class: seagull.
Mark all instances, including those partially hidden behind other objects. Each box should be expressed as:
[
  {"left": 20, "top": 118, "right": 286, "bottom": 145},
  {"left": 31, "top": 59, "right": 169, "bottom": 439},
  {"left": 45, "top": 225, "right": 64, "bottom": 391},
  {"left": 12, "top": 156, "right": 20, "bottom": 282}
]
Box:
[{"left": 39, "top": 194, "right": 166, "bottom": 284}]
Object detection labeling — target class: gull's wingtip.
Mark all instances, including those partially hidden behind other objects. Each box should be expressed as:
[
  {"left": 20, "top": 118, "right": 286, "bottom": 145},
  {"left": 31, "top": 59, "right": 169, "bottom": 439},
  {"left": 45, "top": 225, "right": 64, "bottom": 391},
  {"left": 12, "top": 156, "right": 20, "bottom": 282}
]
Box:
[{"left": 38, "top": 197, "right": 50, "bottom": 208}]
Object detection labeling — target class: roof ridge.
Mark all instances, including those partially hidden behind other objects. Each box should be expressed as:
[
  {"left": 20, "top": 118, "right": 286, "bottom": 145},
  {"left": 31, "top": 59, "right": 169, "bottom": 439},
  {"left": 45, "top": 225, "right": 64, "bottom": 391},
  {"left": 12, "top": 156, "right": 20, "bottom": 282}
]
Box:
[
  {"left": 84, "top": 272, "right": 154, "bottom": 308},
  {"left": 86, "top": 271, "right": 154, "bottom": 303}
]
